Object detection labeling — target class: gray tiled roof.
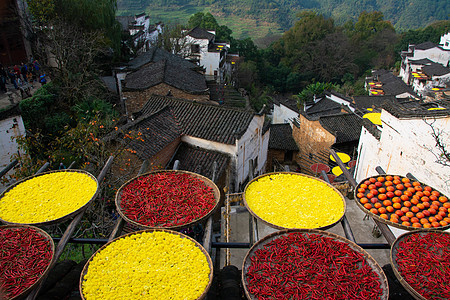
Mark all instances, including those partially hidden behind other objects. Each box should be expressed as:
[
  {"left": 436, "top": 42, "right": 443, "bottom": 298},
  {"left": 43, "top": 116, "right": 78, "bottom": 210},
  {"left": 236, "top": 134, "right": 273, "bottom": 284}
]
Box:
[
  {"left": 422, "top": 63, "right": 450, "bottom": 77},
  {"left": 376, "top": 71, "right": 418, "bottom": 97},
  {"left": 414, "top": 42, "right": 437, "bottom": 50},
  {"left": 272, "top": 95, "right": 299, "bottom": 113},
  {"left": 124, "top": 59, "right": 208, "bottom": 93},
  {"left": 352, "top": 95, "right": 398, "bottom": 111},
  {"left": 136, "top": 95, "right": 256, "bottom": 145},
  {"left": 382, "top": 100, "right": 450, "bottom": 119},
  {"left": 106, "top": 107, "right": 182, "bottom": 161},
  {"left": 269, "top": 124, "right": 298, "bottom": 151},
  {"left": 319, "top": 113, "right": 363, "bottom": 144},
  {"left": 167, "top": 142, "right": 230, "bottom": 181},
  {"left": 306, "top": 97, "right": 343, "bottom": 118},
  {"left": 100, "top": 76, "right": 117, "bottom": 94},
  {"left": 188, "top": 27, "right": 215, "bottom": 42},
  {"left": 126, "top": 47, "right": 197, "bottom": 71},
  {"left": 409, "top": 58, "right": 433, "bottom": 65}
]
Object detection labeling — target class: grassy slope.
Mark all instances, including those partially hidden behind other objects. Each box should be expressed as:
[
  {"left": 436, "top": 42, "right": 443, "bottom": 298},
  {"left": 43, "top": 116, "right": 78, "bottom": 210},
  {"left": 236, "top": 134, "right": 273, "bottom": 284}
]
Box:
[{"left": 116, "top": 0, "right": 449, "bottom": 40}]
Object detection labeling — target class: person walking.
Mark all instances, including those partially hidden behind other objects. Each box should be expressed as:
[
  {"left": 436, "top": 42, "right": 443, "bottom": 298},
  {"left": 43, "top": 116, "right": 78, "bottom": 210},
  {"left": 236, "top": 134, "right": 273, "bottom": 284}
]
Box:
[
  {"left": 0, "top": 66, "right": 7, "bottom": 92},
  {"left": 7, "top": 68, "right": 18, "bottom": 89},
  {"left": 20, "top": 63, "right": 28, "bottom": 83}
]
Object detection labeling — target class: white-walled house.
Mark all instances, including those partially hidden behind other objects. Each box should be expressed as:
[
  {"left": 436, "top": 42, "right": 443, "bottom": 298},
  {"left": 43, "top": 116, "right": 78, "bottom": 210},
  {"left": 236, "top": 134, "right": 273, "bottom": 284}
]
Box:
[
  {"left": 409, "top": 63, "right": 450, "bottom": 96},
  {"left": 117, "top": 13, "right": 163, "bottom": 54},
  {"left": 355, "top": 100, "right": 450, "bottom": 198},
  {"left": 440, "top": 32, "right": 450, "bottom": 50},
  {"left": 400, "top": 38, "right": 450, "bottom": 85},
  {"left": 183, "top": 27, "right": 231, "bottom": 80},
  {"left": 133, "top": 95, "right": 269, "bottom": 191}
]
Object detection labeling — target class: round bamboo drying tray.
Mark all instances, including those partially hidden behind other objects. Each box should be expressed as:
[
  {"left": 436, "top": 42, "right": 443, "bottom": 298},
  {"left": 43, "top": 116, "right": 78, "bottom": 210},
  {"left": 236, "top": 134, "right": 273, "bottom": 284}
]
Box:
[
  {"left": 0, "top": 170, "right": 99, "bottom": 226},
  {"left": 242, "top": 229, "right": 389, "bottom": 300},
  {"left": 79, "top": 228, "right": 213, "bottom": 300},
  {"left": 0, "top": 224, "right": 55, "bottom": 300},
  {"left": 354, "top": 174, "right": 450, "bottom": 231},
  {"left": 115, "top": 170, "right": 220, "bottom": 230},
  {"left": 390, "top": 230, "right": 450, "bottom": 300},
  {"left": 243, "top": 172, "right": 346, "bottom": 230}
]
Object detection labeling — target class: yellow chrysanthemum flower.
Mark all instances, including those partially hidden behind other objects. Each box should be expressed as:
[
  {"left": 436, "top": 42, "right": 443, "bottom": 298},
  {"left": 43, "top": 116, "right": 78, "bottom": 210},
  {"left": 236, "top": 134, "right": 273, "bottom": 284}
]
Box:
[
  {"left": 81, "top": 231, "right": 211, "bottom": 300},
  {"left": 245, "top": 173, "right": 345, "bottom": 229}
]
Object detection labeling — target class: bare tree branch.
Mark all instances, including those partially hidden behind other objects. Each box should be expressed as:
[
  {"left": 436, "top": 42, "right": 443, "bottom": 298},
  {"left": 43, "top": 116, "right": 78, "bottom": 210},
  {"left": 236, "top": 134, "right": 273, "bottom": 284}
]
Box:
[{"left": 424, "top": 118, "right": 450, "bottom": 167}]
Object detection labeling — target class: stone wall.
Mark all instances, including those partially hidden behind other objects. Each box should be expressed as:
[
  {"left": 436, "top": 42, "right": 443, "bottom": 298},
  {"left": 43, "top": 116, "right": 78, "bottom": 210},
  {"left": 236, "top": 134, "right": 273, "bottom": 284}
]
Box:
[{"left": 292, "top": 114, "right": 335, "bottom": 171}]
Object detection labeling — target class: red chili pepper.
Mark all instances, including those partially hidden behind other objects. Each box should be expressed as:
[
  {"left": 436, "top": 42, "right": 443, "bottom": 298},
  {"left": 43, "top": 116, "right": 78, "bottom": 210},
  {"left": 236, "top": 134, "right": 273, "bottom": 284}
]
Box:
[
  {"left": 120, "top": 172, "right": 216, "bottom": 227},
  {"left": 0, "top": 227, "right": 53, "bottom": 299},
  {"left": 245, "top": 232, "right": 383, "bottom": 299},
  {"left": 395, "top": 232, "right": 450, "bottom": 299}
]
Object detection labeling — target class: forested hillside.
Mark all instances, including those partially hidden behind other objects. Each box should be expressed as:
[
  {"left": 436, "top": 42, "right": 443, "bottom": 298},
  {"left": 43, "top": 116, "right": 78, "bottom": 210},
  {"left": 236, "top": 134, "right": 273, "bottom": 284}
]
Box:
[{"left": 117, "top": 0, "right": 449, "bottom": 39}]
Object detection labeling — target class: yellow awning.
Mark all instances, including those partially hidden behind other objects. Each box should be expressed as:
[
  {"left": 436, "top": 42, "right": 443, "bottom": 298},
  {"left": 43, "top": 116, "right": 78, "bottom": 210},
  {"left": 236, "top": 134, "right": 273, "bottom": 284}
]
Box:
[
  {"left": 332, "top": 166, "right": 350, "bottom": 176},
  {"left": 330, "top": 152, "right": 351, "bottom": 163},
  {"left": 363, "top": 113, "right": 382, "bottom": 126}
]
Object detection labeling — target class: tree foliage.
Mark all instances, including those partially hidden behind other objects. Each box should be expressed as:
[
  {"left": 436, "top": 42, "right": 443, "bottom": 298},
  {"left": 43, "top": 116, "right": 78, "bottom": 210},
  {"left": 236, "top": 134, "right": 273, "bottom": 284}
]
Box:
[
  {"left": 27, "top": 0, "right": 121, "bottom": 55},
  {"left": 295, "top": 82, "right": 336, "bottom": 108},
  {"left": 188, "top": 12, "right": 233, "bottom": 41}
]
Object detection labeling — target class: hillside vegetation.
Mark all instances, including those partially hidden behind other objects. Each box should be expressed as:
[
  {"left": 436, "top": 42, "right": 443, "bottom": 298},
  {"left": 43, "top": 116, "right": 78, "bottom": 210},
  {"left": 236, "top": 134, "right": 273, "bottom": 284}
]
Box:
[{"left": 117, "top": 0, "right": 449, "bottom": 39}]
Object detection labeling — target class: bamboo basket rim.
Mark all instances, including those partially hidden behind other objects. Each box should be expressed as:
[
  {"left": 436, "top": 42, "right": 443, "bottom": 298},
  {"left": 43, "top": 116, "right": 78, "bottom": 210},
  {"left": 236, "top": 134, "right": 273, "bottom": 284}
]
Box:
[
  {"left": 354, "top": 174, "right": 450, "bottom": 231},
  {"left": 115, "top": 170, "right": 221, "bottom": 230},
  {"left": 0, "top": 169, "right": 99, "bottom": 226},
  {"left": 243, "top": 172, "right": 346, "bottom": 230},
  {"left": 79, "top": 228, "right": 213, "bottom": 300},
  {"left": 242, "top": 228, "right": 389, "bottom": 300},
  {"left": 390, "top": 230, "right": 450, "bottom": 300},
  {"left": 0, "top": 224, "right": 55, "bottom": 300}
]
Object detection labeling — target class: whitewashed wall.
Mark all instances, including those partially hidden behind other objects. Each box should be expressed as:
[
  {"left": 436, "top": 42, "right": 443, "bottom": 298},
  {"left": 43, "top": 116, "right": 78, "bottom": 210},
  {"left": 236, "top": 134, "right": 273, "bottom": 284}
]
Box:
[
  {"left": 235, "top": 115, "right": 268, "bottom": 190},
  {"left": 181, "top": 114, "right": 268, "bottom": 190},
  {"left": 202, "top": 51, "right": 220, "bottom": 76},
  {"left": 441, "top": 32, "right": 450, "bottom": 50},
  {"left": 413, "top": 48, "right": 450, "bottom": 67},
  {"left": 0, "top": 115, "right": 25, "bottom": 170},
  {"left": 272, "top": 103, "right": 298, "bottom": 125},
  {"left": 355, "top": 110, "right": 450, "bottom": 196}
]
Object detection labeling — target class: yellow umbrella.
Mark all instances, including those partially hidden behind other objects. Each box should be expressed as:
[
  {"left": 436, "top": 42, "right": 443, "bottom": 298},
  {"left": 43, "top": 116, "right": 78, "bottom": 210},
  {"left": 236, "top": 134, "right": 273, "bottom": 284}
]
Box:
[
  {"left": 330, "top": 152, "right": 351, "bottom": 163},
  {"left": 363, "top": 113, "right": 382, "bottom": 126},
  {"left": 332, "top": 166, "right": 350, "bottom": 176},
  {"left": 367, "top": 108, "right": 373, "bottom": 111}
]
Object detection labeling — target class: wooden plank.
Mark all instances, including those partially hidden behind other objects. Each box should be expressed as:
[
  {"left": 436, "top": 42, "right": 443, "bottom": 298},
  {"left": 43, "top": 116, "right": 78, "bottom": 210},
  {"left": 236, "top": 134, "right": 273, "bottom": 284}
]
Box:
[{"left": 202, "top": 217, "right": 213, "bottom": 254}]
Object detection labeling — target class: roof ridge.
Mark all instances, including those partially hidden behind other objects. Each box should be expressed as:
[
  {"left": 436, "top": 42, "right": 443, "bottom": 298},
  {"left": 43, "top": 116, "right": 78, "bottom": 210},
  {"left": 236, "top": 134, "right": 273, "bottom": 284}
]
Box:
[{"left": 147, "top": 94, "right": 256, "bottom": 114}]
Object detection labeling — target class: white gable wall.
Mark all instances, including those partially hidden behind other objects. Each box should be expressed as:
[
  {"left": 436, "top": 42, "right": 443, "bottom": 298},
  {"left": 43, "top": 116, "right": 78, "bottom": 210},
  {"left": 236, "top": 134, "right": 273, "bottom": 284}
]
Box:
[
  {"left": 413, "top": 48, "right": 450, "bottom": 67},
  {"left": 203, "top": 51, "right": 220, "bottom": 76},
  {"left": 181, "top": 114, "right": 268, "bottom": 191},
  {"left": 272, "top": 103, "right": 298, "bottom": 125},
  {"left": 327, "top": 93, "right": 354, "bottom": 111},
  {"left": 441, "top": 32, "right": 450, "bottom": 50},
  {"left": 235, "top": 115, "right": 268, "bottom": 190},
  {"left": 355, "top": 110, "right": 450, "bottom": 196}
]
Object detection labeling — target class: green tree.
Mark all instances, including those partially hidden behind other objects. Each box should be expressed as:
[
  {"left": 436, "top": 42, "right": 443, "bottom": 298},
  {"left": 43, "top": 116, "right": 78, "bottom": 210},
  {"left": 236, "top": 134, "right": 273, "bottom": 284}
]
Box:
[
  {"left": 188, "top": 11, "right": 233, "bottom": 41},
  {"left": 294, "top": 82, "right": 336, "bottom": 109},
  {"left": 27, "top": 0, "right": 121, "bottom": 56},
  {"left": 273, "top": 11, "right": 335, "bottom": 73}
]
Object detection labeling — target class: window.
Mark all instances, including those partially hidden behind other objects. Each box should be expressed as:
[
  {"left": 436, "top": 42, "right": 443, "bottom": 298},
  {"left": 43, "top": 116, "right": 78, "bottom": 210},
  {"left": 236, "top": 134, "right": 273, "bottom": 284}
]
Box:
[
  {"left": 191, "top": 44, "right": 200, "bottom": 53},
  {"left": 285, "top": 151, "right": 293, "bottom": 162}
]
